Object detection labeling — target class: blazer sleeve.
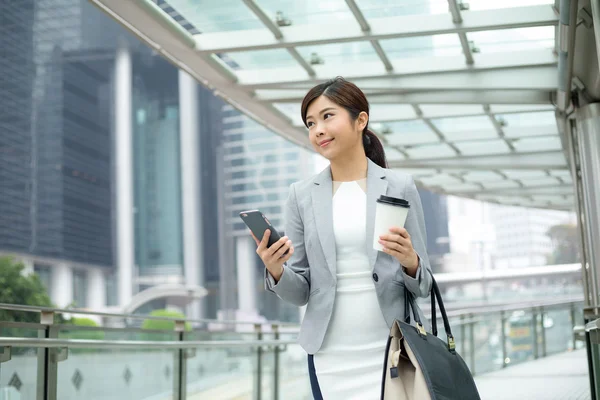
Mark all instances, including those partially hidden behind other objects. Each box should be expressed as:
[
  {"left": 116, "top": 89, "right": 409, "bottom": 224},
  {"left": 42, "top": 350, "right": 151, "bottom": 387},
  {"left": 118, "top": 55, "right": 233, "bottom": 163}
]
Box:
[
  {"left": 400, "top": 175, "right": 433, "bottom": 298},
  {"left": 264, "top": 182, "right": 311, "bottom": 306}
]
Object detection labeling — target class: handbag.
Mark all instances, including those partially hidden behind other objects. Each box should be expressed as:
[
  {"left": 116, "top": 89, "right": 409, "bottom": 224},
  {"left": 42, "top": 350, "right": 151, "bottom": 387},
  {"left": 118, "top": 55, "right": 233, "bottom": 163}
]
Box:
[{"left": 381, "top": 275, "right": 481, "bottom": 400}]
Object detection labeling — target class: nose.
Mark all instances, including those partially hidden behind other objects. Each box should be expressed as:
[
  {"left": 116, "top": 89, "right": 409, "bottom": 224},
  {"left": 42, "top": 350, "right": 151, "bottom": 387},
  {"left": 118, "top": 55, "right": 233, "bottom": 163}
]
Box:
[{"left": 313, "top": 121, "right": 325, "bottom": 137}]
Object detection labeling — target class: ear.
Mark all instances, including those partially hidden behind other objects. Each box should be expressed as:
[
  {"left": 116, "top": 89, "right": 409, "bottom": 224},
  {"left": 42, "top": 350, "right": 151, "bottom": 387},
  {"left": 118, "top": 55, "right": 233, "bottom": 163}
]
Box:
[{"left": 356, "top": 111, "right": 369, "bottom": 132}]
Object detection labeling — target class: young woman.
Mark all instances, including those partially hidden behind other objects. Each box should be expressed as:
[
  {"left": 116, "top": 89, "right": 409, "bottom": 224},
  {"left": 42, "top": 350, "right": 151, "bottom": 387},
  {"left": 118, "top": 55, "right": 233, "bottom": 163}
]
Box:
[{"left": 250, "top": 77, "right": 432, "bottom": 399}]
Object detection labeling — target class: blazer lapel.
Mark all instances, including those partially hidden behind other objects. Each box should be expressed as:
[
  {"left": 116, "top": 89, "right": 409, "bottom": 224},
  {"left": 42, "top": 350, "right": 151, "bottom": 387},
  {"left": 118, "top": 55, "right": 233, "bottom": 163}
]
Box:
[
  {"left": 311, "top": 167, "right": 336, "bottom": 278},
  {"left": 366, "top": 159, "right": 388, "bottom": 268}
]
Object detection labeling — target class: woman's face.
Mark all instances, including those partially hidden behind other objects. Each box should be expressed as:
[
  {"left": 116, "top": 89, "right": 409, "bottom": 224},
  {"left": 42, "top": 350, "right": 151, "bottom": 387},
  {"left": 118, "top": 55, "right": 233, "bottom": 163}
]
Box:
[{"left": 305, "top": 95, "right": 368, "bottom": 161}]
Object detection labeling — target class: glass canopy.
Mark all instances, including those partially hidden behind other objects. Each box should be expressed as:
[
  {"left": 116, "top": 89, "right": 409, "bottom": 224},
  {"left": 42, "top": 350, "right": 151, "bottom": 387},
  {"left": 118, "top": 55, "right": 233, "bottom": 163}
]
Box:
[{"left": 91, "top": 0, "right": 569, "bottom": 210}]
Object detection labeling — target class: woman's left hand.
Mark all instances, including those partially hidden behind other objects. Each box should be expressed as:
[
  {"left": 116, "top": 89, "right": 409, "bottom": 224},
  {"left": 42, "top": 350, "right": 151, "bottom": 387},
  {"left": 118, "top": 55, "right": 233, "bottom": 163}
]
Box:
[{"left": 378, "top": 227, "right": 419, "bottom": 277}]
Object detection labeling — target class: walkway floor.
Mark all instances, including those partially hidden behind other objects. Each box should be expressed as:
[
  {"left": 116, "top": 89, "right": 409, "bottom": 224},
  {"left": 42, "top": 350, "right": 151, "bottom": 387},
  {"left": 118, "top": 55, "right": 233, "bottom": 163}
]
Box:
[{"left": 475, "top": 349, "right": 591, "bottom": 400}]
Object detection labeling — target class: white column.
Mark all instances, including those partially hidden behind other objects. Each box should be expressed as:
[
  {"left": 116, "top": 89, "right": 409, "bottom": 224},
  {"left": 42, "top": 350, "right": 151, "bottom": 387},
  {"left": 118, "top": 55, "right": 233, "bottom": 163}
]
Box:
[
  {"left": 236, "top": 235, "right": 258, "bottom": 317},
  {"left": 51, "top": 264, "right": 73, "bottom": 308},
  {"left": 115, "top": 39, "right": 134, "bottom": 307},
  {"left": 87, "top": 268, "right": 107, "bottom": 311},
  {"left": 575, "top": 103, "right": 600, "bottom": 306},
  {"left": 20, "top": 258, "right": 34, "bottom": 276},
  {"left": 178, "top": 70, "right": 204, "bottom": 319}
]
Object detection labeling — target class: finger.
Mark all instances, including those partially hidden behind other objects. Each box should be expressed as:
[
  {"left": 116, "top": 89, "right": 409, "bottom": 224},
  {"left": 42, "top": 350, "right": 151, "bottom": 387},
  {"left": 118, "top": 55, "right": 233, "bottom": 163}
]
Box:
[
  {"left": 256, "top": 229, "right": 270, "bottom": 253},
  {"left": 274, "top": 240, "right": 292, "bottom": 259},
  {"left": 267, "top": 236, "right": 289, "bottom": 257},
  {"left": 379, "top": 233, "right": 402, "bottom": 244},
  {"left": 382, "top": 246, "right": 403, "bottom": 259},
  {"left": 281, "top": 246, "right": 295, "bottom": 263},
  {"left": 379, "top": 239, "right": 406, "bottom": 254},
  {"left": 390, "top": 227, "right": 410, "bottom": 238}
]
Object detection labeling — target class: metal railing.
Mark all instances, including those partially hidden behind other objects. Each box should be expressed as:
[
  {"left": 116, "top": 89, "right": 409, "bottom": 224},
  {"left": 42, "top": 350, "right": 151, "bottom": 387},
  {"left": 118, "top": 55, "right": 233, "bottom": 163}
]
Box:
[{"left": 0, "top": 298, "right": 586, "bottom": 400}]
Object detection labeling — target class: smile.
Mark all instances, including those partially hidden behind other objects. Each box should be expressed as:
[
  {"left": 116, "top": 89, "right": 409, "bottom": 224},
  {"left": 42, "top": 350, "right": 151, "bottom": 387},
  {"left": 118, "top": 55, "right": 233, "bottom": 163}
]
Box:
[{"left": 319, "top": 139, "right": 334, "bottom": 147}]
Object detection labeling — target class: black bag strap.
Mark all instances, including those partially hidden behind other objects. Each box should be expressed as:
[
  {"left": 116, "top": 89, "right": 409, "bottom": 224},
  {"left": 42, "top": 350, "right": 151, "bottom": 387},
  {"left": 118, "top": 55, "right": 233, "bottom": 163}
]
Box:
[{"left": 404, "top": 273, "right": 456, "bottom": 352}]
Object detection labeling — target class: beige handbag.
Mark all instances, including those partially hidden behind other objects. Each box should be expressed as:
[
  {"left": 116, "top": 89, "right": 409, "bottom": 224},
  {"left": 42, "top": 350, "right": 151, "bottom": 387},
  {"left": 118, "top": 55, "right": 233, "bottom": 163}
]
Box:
[
  {"left": 382, "top": 321, "right": 432, "bottom": 400},
  {"left": 381, "top": 277, "right": 481, "bottom": 400}
]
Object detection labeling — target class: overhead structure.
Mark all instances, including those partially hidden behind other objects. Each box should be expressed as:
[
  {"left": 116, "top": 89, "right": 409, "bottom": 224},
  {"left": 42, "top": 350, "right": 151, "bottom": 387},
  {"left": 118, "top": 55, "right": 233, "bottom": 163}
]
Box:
[{"left": 90, "top": 0, "right": 575, "bottom": 210}]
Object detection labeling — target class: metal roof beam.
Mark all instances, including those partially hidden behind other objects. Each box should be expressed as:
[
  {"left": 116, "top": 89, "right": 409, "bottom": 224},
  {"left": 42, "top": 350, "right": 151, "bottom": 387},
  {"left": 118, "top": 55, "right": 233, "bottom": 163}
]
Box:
[
  {"left": 344, "top": 0, "right": 394, "bottom": 71},
  {"left": 237, "top": 50, "right": 557, "bottom": 87},
  {"left": 193, "top": 5, "right": 557, "bottom": 53},
  {"left": 241, "top": 0, "right": 315, "bottom": 77},
  {"left": 448, "top": 0, "right": 474, "bottom": 65},
  {"left": 387, "top": 150, "right": 566, "bottom": 170},
  {"left": 257, "top": 89, "right": 553, "bottom": 105}
]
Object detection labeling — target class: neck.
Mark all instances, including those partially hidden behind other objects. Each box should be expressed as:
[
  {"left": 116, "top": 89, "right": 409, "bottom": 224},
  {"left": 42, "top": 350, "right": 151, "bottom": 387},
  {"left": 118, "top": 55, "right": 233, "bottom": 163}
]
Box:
[{"left": 330, "top": 152, "right": 368, "bottom": 182}]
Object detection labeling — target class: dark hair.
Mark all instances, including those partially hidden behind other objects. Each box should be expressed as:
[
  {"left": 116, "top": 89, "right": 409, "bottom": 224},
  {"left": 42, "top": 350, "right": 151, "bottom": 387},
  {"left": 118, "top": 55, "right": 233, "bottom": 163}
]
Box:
[{"left": 300, "top": 77, "right": 387, "bottom": 169}]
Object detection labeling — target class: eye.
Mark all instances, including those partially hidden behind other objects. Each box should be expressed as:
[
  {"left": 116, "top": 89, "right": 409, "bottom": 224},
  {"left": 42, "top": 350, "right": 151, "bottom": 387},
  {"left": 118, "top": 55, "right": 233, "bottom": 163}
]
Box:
[
  {"left": 323, "top": 113, "right": 333, "bottom": 119},
  {"left": 307, "top": 121, "right": 315, "bottom": 128}
]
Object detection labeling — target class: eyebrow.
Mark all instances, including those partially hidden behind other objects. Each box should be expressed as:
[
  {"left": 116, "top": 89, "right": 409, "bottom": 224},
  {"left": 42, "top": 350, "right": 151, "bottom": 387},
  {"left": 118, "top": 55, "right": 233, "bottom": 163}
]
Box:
[{"left": 306, "top": 107, "right": 336, "bottom": 121}]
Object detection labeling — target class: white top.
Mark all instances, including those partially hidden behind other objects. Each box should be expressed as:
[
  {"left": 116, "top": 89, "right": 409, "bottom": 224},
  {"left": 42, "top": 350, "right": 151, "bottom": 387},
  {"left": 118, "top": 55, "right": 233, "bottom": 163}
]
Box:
[{"left": 312, "top": 180, "right": 390, "bottom": 399}]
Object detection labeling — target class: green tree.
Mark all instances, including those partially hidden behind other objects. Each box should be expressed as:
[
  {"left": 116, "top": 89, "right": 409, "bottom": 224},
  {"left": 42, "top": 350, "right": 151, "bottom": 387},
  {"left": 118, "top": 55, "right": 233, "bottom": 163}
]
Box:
[
  {"left": 61, "top": 317, "right": 105, "bottom": 340},
  {"left": 141, "top": 309, "right": 191, "bottom": 332},
  {"left": 0, "top": 256, "right": 54, "bottom": 323},
  {"left": 140, "top": 309, "right": 191, "bottom": 341},
  {"left": 546, "top": 224, "right": 580, "bottom": 264}
]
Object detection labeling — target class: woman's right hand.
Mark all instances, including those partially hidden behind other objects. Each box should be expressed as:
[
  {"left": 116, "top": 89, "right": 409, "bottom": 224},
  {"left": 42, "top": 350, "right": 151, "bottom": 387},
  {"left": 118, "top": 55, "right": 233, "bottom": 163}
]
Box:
[{"left": 251, "top": 229, "right": 294, "bottom": 282}]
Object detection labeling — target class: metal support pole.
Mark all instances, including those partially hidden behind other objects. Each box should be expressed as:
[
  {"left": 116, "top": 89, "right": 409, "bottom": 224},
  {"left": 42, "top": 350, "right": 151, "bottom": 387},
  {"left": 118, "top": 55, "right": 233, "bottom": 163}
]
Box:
[
  {"left": 254, "top": 324, "right": 263, "bottom": 400},
  {"left": 500, "top": 311, "right": 507, "bottom": 368},
  {"left": 566, "top": 117, "right": 593, "bottom": 306},
  {"left": 36, "top": 311, "right": 59, "bottom": 400},
  {"left": 460, "top": 315, "right": 466, "bottom": 354},
  {"left": 571, "top": 304, "right": 577, "bottom": 349},
  {"left": 540, "top": 307, "right": 547, "bottom": 357},
  {"left": 173, "top": 321, "right": 187, "bottom": 400},
  {"left": 469, "top": 314, "right": 476, "bottom": 375},
  {"left": 532, "top": 309, "right": 539, "bottom": 360},
  {"left": 272, "top": 324, "right": 280, "bottom": 400}
]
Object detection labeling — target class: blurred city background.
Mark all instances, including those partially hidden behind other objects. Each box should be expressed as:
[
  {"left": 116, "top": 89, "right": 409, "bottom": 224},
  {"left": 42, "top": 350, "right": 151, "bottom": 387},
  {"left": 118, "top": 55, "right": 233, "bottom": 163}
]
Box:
[{"left": 0, "top": 0, "right": 597, "bottom": 399}]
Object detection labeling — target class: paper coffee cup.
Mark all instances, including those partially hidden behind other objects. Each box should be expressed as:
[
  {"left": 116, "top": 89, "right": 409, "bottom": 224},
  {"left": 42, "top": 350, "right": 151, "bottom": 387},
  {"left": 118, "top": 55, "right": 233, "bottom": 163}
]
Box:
[{"left": 373, "top": 195, "right": 410, "bottom": 252}]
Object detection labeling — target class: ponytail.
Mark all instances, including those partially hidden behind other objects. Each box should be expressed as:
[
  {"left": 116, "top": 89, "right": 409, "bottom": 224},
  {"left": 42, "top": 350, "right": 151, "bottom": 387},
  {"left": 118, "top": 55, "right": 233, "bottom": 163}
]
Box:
[{"left": 363, "top": 129, "right": 387, "bottom": 169}]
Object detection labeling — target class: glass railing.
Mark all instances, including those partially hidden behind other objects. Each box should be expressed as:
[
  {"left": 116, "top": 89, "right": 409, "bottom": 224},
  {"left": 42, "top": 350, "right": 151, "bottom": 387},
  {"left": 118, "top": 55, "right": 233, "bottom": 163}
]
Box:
[{"left": 0, "top": 299, "right": 584, "bottom": 400}]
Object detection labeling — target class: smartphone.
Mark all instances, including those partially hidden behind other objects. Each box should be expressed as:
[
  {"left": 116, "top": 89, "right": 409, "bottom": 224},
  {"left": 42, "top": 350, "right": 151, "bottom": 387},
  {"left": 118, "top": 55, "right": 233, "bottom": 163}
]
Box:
[{"left": 239, "top": 210, "right": 286, "bottom": 251}]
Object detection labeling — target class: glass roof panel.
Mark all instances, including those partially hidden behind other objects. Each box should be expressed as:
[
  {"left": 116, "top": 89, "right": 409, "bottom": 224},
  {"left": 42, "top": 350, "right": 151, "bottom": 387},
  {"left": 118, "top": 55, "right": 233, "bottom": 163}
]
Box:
[
  {"left": 272, "top": 103, "right": 304, "bottom": 126},
  {"left": 496, "top": 111, "right": 556, "bottom": 127},
  {"left": 166, "top": 0, "right": 265, "bottom": 32},
  {"left": 453, "top": 139, "right": 511, "bottom": 156},
  {"left": 468, "top": 27, "right": 554, "bottom": 53},
  {"left": 384, "top": 147, "right": 407, "bottom": 161},
  {"left": 380, "top": 120, "right": 438, "bottom": 146},
  {"left": 503, "top": 124, "right": 558, "bottom": 138},
  {"left": 444, "top": 129, "right": 498, "bottom": 142},
  {"left": 296, "top": 41, "right": 379, "bottom": 64},
  {"left": 462, "top": 171, "right": 505, "bottom": 183},
  {"left": 501, "top": 170, "right": 550, "bottom": 179},
  {"left": 405, "top": 143, "right": 456, "bottom": 159},
  {"left": 512, "top": 136, "right": 563, "bottom": 152},
  {"left": 257, "top": 0, "right": 356, "bottom": 26},
  {"left": 370, "top": 104, "right": 417, "bottom": 121},
  {"left": 430, "top": 115, "right": 494, "bottom": 133},
  {"left": 357, "top": 0, "right": 450, "bottom": 18},
  {"left": 467, "top": 0, "right": 553, "bottom": 11},
  {"left": 481, "top": 180, "right": 522, "bottom": 190},
  {"left": 420, "top": 105, "right": 485, "bottom": 118},
  {"left": 380, "top": 34, "right": 463, "bottom": 59},
  {"left": 219, "top": 49, "right": 298, "bottom": 70},
  {"left": 441, "top": 183, "right": 482, "bottom": 192},
  {"left": 420, "top": 173, "right": 463, "bottom": 186}
]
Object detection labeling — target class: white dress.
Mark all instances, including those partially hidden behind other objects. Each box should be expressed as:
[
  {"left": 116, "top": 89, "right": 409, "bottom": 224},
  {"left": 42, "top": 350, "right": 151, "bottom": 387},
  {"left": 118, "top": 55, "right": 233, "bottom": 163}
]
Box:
[{"left": 312, "top": 179, "right": 390, "bottom": 399}]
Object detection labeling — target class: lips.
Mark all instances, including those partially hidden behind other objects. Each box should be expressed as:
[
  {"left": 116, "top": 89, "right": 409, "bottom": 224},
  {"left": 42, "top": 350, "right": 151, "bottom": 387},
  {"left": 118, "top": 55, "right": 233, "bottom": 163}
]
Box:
[{"left": 318, "top": 138, "right": 334, "bottom": 147}]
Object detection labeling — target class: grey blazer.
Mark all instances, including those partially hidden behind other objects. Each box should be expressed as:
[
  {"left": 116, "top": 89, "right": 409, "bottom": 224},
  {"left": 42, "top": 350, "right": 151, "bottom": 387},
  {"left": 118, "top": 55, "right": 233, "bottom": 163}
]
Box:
[{"left": 265, "top": 158, "right": 432, "bottom": 354}]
